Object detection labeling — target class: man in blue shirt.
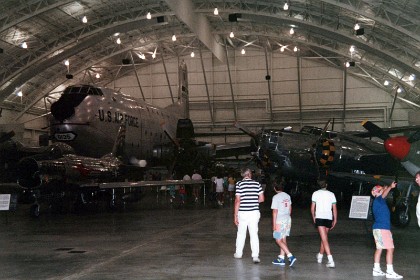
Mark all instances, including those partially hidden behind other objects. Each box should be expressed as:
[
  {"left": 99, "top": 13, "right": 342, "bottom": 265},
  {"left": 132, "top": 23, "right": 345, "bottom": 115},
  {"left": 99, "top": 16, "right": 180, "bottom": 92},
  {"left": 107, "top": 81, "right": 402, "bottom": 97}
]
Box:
[{"left": 371, "top": 182, "right": 403, "bottom": 279}]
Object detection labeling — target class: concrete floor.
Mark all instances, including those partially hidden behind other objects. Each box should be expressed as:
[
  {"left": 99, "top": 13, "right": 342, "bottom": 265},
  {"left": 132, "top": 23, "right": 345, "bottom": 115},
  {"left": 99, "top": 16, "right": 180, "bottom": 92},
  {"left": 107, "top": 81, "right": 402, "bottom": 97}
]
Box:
[{"left": 0, "top": 189, "right": 419, "bottom": 280}]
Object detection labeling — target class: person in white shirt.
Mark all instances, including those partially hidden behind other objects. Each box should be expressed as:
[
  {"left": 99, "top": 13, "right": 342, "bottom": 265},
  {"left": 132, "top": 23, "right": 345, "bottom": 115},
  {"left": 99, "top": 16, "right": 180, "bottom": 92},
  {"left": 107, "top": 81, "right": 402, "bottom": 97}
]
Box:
[
  {"left": 311, "top": 180, "right": 337, "bottom": 268},
  {"left": 271, "top": 179, "right": 297, "bottom": 267},
  {"left": 415, "top": 171, "right": 420, "bottom": 228}
]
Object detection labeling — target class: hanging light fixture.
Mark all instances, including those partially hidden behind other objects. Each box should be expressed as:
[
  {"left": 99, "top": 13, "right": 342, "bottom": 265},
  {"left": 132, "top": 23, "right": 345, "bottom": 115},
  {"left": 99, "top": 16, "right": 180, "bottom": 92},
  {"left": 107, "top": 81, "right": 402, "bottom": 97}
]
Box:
[
  {"left": 191, "top": 51, "right": 195, "bottom": 57},
  {"left": 293, "top": 46, "right": 298, "bottom": 52},
  {"left": 384, "top": 80, "right": 390, "bottom": 86},
  {"left": 289, "top": 28, "right": 294, "bottom": 35},
  {"left": 21, "top": 42, "right": 28, "bottom": 49},
  {"left": 214, "top": 8, "right": 219, "bottom": 15},
  {"left": 96, "top": 73, "right": 100, "bottom": 79},
  {"left": 230, "top": 31, "right": 234, "bottom": 38},
  {"left": 116, "top": 38, "right": 121, "bottom": 44},
  {"left": 241, "top": 48, "right": 245, "bottom": 55},
  {"left": 172, "top": 34, "right": 177, "bottom": 41},
  {"left": 283, "top": 3, "right": 289, "bottom": 11},
  {"left": 146, "top": 12, "right": 151, "bottom": 19},
  {"left": 82, "top": 16, "right": 87, "bottom": 23}
]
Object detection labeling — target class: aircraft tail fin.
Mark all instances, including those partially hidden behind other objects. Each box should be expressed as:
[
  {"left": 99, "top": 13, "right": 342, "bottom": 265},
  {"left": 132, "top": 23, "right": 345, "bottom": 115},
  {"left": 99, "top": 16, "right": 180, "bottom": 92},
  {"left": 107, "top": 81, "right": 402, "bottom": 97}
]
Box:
[{"left": 165, "top": 60, "right": 189, "bottom": 119}]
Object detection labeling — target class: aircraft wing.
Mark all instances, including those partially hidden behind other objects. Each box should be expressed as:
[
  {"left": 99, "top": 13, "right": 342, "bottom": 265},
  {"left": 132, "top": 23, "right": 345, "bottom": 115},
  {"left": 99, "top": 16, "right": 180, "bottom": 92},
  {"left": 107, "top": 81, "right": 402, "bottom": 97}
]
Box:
[
  {"left": 328, "top": 171, "right": 418, "bottom": 192},
  {"left": 97, "top": 179, "right": 205, "bottom": 189},
  {"left": 214, "top": 142, "right": 252, "bottom": 158}
]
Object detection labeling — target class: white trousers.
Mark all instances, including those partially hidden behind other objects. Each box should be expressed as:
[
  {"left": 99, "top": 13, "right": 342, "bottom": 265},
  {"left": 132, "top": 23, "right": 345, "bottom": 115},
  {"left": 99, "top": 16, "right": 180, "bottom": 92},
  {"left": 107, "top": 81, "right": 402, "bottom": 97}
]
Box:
[{"left": 235, "top": 210, "right": 261, "bottom": 258}]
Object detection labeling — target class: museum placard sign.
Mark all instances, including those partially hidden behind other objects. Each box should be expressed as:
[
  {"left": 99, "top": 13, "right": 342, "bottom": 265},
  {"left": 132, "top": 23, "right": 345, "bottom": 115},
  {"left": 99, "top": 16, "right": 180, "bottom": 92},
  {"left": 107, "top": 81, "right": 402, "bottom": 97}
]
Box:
[{"left": 349, "top": 196, "right": 371, "bottom": 219}]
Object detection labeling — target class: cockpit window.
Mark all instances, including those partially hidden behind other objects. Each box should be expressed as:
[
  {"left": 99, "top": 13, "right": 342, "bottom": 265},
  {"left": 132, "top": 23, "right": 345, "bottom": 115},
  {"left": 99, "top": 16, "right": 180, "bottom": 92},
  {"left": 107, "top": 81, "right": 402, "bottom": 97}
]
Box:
[{"left": 64, "top": 86, "right": 103, "bottom": 96}]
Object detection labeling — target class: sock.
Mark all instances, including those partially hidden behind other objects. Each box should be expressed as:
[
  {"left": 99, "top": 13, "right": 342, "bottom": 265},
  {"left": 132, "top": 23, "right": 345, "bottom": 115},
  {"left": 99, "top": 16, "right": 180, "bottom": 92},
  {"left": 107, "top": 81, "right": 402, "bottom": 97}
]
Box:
[
  {"left": 287, "top": 253, "right": 293, "bottom": 258},
  {"left": 327, "top": 255, "right": 334, "bottom": 262},
  {"left": 374, "top": 263, "right": 381, "bottom": 270},
  {"left": 386, "top": 264, "right": 394, "bottom": 273},
  {"left": 279, "top": 255, "right": 285, "bottom": 259},
  {"left": 317, "top": 253, "right": 323, "bottom": 258}
]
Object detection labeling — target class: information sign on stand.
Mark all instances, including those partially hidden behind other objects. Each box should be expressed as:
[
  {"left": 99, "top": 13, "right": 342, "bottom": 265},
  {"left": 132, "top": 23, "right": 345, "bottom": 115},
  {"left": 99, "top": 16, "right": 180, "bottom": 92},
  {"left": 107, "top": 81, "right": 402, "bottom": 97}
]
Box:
[
  {"left": 0, "top": 194, "right": 11, "bottom": 211},
  {"left": 349, "top": 196, "right": 371, "bottom": 219}
]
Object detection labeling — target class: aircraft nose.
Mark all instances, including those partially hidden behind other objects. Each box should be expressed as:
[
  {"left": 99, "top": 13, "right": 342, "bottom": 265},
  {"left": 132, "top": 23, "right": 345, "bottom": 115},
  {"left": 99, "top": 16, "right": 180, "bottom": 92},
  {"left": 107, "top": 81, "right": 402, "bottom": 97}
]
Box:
[
  {"left": 384, "top": 136, "right": 410, "bottom": 161},
  {"left": 50, "top": 94, "right": 87, "bottom": 122}
]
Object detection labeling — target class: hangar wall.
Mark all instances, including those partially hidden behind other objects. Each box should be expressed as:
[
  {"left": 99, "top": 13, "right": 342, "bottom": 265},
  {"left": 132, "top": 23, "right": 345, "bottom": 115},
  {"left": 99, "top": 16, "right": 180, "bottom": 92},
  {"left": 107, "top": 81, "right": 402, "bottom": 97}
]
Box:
[{"left": 115, "top": 49, "right": 413, "bottom": 140}]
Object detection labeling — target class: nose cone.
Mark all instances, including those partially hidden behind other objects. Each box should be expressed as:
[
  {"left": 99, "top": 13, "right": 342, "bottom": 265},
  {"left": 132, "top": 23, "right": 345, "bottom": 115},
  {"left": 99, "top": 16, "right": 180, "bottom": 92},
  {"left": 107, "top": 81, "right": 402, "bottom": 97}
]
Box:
[{"left": 384, "top": 136, "right": 410, "bottom": 161}]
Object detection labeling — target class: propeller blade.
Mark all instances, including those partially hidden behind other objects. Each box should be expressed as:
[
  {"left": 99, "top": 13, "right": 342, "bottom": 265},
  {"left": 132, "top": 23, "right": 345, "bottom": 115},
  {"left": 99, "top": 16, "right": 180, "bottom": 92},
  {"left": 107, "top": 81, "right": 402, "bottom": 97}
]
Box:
[
  {"left": 407, "top": 130, "right": 420, "bottom": 143},
  {"left": 361, "top": 120, "right": 391, "bottom": 140},
  {"left": 161, "top": 122, "right": 180, "bottom": 148},
  {"left": 234, "top": 122, "right": 257, "bottom": 140}
]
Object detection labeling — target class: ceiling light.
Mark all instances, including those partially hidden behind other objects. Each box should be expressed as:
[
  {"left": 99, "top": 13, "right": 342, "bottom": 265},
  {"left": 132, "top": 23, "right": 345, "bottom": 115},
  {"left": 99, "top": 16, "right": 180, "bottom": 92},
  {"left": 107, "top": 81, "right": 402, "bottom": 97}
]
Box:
[
  {"left": 293, "top": 46, "right": 298, "bottom": 52},
  {"left": 397, "top": 87, "right": 402, "bottom": 93},
  {"left": 191, "top": 51, "right": 195, "bottom": 58},
  {"left": 289, "top": 28, "right": 294, "bottom": 35},
  {"left": 409, "top": 74, "right": 416, "bottom": 81},
  {"left": 280, "top": 46, "right": 285, "bottom": 52},
  {"left": 116, "top": 38, "right": 121, "bottom": 44},
  {"left": 16, "top": 90, "right": 23, "bottom": 97},
  {"left": 146, "top": 12, "right": 151, "bottom": 19},
  {"left": 230, "top": 31, "right": 234, "bottom": 38},
  {"left": 172, "top": 34, "right": 176, "bottom": 41},
  {"left": 82, "top": 16, "right": 87, "bottom": 23},
  {"left": 283, "top": 3, "right": 289, "bottom": 11},
  {"left": 138, "top": 53, "right": 146, "bottom": 60},
  {"left": 95, "top": 73, "right": 100, "bottom": 78},
  {"left": 64, "top": 59, "right": 69, "bottom": 66},
  {"left": 384, "top": 80, "right": 390, "bottom": 86},
  {"left": 114, "top": 33, "right": 120, "bottom": 36},
  {"left": 214, "top": 8, "right": 219, "bottom": 15},
  {"left": 349, "top": 45, "right": 355, "bottom": 53},
  {"left": 21, "top": 42, "right": 27, "bottom": 49},
  {"left": 354, "top": 23, "right": 360, "bottom": 30},
  {"left": 241, "top": 48, "right": 245, "bottom": 55},
  {"left": 345, "top": 61, "right": 355, "bottom": 67}
]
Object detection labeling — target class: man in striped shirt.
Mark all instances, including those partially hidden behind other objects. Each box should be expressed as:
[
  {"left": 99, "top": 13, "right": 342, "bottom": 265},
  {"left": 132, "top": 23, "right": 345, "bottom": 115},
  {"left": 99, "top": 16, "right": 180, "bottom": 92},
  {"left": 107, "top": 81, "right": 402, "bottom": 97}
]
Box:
[{"left": 234, "top": 168, "right": 265, "bottom": 264}]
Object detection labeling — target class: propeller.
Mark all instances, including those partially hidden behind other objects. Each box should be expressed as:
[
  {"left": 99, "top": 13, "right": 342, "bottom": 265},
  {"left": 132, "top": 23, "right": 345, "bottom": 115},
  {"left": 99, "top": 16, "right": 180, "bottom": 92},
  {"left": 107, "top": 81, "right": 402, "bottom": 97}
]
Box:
[{"left": 361, "top": 120, "right": 420, "bottom": 161}]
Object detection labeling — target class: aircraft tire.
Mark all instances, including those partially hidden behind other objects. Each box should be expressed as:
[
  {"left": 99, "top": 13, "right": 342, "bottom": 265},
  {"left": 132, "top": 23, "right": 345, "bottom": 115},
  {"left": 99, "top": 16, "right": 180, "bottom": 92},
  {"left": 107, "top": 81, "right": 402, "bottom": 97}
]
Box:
[
  {"left": 30, "top": 204, "right": 40, "bottom": 218},
  {"left": 392, "top": 206, "right": 411, "bottom": 227}
]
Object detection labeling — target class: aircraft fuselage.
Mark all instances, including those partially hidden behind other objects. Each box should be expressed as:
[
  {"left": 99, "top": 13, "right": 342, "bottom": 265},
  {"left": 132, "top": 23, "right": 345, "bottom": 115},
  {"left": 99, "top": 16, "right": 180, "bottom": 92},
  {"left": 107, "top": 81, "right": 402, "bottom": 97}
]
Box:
[{"left": 50, "top": 85, "right": 182, "bottom": 163}]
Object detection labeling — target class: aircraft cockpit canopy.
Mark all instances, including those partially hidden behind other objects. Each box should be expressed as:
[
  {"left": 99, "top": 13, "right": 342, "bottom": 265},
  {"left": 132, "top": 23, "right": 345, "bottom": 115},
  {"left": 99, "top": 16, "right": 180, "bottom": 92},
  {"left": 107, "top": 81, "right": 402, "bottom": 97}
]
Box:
[{"left": 63, "top": 85, "right": 103, "bottom": 96}]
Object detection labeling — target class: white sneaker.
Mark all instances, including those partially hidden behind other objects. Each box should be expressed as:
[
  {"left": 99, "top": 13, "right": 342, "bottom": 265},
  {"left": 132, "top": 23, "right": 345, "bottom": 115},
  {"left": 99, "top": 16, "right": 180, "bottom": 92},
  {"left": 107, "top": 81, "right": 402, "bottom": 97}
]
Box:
[
  {"left": 386, "top": 271, "right": 403, "bottom": 279},
  {"left": 316, "top": 253, "right": 323, "bottom": 264},
  {"left": 326, "top": 261, "right": 335, "bottom": 268},
  {"left": 253, "top": 257, "right": 260, "bottom": 264},
  {"left": 233, "top": 253, "right": 242, "bottom": 259},
  {"left": 373, "top": 268, "right": 386, "bottom": 276}
]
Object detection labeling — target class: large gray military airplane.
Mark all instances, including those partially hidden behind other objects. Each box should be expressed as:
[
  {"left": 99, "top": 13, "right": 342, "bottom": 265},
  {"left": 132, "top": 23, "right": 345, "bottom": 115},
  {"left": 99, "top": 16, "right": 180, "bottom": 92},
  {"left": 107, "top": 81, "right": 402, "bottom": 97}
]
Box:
[{"left": 48, "top": 61, "right": 244, "bottom": 178}]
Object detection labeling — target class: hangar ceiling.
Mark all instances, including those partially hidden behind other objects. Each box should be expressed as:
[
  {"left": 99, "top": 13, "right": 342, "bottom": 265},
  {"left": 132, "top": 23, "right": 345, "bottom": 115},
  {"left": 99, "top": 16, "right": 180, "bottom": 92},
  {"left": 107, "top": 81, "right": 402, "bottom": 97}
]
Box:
[{"left": 0, "top": 0, "right": 419, "bottom": 121}]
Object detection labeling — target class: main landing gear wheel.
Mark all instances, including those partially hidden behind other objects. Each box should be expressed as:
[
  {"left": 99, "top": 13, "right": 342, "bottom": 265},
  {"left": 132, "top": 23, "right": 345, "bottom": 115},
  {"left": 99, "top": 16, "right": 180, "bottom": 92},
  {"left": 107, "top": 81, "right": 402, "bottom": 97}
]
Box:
[{"left": 391, "top": 206, "right": 411, "bottom": 227}]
